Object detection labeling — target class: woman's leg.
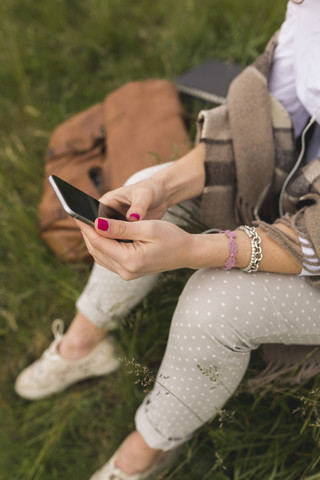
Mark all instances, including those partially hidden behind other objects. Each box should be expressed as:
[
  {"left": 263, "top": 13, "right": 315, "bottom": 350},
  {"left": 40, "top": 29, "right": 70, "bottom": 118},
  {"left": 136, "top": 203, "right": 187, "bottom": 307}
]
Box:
[
  {"left": 58, "top": 311, "right": 108, "bottom": 360},
  {"left": 15, "top": 163, "right": 202, "bottom": 400},
  {"left": 91, "top": 268, "right": 320, "bottom": 476},
  {"left": 133, "top": 269, "right": 320, "bottom": 451}
]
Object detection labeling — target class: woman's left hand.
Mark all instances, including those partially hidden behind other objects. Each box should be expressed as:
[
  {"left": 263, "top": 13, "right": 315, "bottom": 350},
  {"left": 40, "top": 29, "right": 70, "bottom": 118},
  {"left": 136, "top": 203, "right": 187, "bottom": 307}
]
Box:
[{"left": 76, "top": 218, "right": 197, "bottom": 280}]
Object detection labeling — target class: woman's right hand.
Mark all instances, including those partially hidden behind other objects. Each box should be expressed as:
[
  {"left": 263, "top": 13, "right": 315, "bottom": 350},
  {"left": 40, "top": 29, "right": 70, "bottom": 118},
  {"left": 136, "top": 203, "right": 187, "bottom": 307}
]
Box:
[
  {"left": 98, "top": 176, "right": 168, "bottom": 221},
  {"left": 98, "top": 143, "right": 206, "bottom": 222}
]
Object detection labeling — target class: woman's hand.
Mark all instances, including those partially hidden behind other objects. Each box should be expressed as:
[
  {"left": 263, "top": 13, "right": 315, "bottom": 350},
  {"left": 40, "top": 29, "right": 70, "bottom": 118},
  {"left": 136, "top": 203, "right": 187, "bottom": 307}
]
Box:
[
  {"left": 76, "top": 217, "right": 197, "bottom": 280},
  {"left": 98, "top": 177, "right": 168, "bottom": 222},
  {"left": 99, "top": 143, "right": 206, "bottom": 222},
  {"left": 74, "top": 144, "right": 208, "bottom": 279},
  {"left": 76, "top": 215, "right": 303, "bottom": 280}
]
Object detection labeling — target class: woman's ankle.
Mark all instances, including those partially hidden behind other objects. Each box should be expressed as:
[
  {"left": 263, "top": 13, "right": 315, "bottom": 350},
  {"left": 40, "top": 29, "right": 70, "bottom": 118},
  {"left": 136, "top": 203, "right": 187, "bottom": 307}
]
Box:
[
  {"left": 58, "top": 312, "right": 108, "bottom": 360},
  {"left": 115, "top": 431, "right": 163, "bottom": 475},
  {"left": 58, "top": 336, "right": 102, "bottom": 360}
]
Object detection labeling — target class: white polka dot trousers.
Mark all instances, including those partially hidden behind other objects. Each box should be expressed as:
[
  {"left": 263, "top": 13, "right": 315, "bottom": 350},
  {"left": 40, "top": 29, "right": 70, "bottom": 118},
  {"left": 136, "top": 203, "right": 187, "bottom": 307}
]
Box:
[
  {"left": 135, "top": 269, "right": 320, "bottom": 450},
  {"left": 75, "top": 164, "right": 320, "bottom": 451}
]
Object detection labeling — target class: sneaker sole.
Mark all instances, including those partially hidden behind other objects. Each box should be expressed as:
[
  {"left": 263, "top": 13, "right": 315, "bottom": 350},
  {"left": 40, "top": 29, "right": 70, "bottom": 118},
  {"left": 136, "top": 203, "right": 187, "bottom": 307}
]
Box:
[{"left": 15, "top": 357, "right": 121, "bottom": 401}]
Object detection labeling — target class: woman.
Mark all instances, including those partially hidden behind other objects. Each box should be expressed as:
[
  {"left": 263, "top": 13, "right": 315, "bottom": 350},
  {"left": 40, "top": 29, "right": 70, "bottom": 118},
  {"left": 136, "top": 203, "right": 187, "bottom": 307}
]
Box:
[{"left": 15, "top": 0, "right": 320, "bottom": 478}]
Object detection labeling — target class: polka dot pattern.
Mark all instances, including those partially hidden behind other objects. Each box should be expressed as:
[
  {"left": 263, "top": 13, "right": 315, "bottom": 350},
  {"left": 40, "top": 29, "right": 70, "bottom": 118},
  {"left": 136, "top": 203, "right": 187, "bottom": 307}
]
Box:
[
  {"left": 136, "top": 269, "right": 320, "bottom": 451},
  {"left": 77, "top": 262, "right": 160, "bottom": 328},
  {"left": 75, "top": 167, "right": 320, "bottom": 452}
]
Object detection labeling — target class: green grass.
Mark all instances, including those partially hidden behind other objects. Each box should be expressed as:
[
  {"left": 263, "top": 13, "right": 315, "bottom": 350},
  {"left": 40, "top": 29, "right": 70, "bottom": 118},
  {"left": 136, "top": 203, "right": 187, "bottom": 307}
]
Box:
[{"left": 1, "top": 0, "right": 320, "bottom": 478}]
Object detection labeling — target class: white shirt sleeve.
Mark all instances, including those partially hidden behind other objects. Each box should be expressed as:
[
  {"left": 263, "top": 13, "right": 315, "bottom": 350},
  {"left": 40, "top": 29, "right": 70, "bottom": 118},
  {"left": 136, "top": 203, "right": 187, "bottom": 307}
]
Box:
[
  {"left": 268, "top": 0, "right": 320, "bottom": 161},
  {"left": 294, "top": 0, "right": 320, "bottom": 124},
  {"left": 269, "top": 1, "right": 320, "bottom": 276},
  {"left": 299, "top": 237, "right": 320, "bottom": 277}
]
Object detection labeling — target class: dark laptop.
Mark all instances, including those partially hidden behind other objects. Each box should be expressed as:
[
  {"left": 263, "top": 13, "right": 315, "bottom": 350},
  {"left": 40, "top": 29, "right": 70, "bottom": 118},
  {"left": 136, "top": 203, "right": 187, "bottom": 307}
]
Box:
[{"left": 176, "top": 58, "right": 242, "bottom": 104}]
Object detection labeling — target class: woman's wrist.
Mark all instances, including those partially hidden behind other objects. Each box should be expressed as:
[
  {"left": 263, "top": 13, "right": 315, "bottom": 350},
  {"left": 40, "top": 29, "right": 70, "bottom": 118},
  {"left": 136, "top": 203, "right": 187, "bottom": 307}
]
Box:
[
  {"left": 187, "top": 232, "right": 232, "bottom": 270},
  {"left": 186, "top": 229, "right": 253, "bottom": 271},
  {"left": 187, "top": 225, "right": 302, "bottom": 274},
  {"left": 150, "top": 143, "right": 206, "bottom": 207}
]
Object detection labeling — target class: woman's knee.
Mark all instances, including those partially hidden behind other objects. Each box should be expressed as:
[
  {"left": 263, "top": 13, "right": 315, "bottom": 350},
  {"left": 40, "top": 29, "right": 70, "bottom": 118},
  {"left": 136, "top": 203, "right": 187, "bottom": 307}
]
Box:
[{"left": 174, "top": 269, "right": 256, "bottom": 352}]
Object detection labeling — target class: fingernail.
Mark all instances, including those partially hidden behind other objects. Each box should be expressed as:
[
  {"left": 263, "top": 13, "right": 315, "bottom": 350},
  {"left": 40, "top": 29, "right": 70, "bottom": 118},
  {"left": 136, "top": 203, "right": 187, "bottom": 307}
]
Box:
[
  {"left": 129, "top": 213, "right": 140, "bottom": 220},
  {"left": 80, "top": 231, "right": 83, "bottom": 237},
  {"left": 97, "top": 218, "right": 109, "bottom": 231}
]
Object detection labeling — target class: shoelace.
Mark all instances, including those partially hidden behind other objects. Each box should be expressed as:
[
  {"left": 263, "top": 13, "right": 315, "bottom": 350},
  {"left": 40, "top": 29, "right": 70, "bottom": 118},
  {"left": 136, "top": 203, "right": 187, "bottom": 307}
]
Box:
[
  {"left": 52, "top": 318, "right": 64, "bottom": 337},
  {"left": 42, "top": 319, "right": 65, "bottom": 360}
]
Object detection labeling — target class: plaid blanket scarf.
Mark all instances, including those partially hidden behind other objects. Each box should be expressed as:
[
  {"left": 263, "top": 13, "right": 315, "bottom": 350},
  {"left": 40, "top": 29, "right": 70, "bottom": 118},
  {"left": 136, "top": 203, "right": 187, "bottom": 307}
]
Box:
[{"left": 196, "top": 32, "right": 320, "bottom": 388}]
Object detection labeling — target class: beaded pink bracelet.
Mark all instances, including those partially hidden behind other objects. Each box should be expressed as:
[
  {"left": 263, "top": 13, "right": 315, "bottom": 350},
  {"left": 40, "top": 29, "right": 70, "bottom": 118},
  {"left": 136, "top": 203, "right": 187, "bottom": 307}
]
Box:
[{"left": 221, "top": 230, "right": 238, "bottom": 270}]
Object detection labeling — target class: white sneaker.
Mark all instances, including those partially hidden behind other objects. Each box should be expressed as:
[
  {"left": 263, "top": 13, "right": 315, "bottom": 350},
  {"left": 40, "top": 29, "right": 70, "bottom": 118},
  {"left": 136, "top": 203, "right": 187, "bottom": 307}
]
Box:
[
  {"left": 89, "top": 444, "right": 181, "bottom": 480},
  {"left": 15, "top": 319, "right": 120, "bottom": 400}
]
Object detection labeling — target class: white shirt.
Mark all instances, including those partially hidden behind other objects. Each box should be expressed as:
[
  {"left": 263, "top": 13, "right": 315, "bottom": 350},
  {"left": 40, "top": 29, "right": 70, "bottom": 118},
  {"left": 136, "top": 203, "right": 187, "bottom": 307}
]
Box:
[
  {"left": 268, "top": 0, "right": 320, "bottom": 275},
  {"left": 268, "top": 0, "right": 320, "bottom": 163}
]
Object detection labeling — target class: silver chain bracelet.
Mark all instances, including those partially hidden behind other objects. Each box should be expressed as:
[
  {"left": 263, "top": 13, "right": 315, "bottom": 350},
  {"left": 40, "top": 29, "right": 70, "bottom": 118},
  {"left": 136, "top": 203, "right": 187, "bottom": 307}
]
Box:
[{"left": 238, "top": 225, "right": 263, "bottom": 273}]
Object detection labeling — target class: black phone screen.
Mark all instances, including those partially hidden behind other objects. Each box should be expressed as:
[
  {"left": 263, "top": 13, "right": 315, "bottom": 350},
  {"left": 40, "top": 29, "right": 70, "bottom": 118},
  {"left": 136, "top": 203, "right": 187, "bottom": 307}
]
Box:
[{"left": 50, "top": 175, "right": 127, "bottom": 223}]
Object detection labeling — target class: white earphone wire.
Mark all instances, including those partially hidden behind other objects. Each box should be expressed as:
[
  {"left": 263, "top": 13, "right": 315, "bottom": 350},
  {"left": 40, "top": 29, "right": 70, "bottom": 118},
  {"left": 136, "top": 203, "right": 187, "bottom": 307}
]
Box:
[{"left": 278, "top": 105, "right": 320, "bottom": 217}]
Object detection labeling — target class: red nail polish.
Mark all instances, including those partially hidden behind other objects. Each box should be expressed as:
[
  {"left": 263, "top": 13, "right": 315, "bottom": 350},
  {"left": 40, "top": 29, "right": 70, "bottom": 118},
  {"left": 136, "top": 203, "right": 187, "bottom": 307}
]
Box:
[
  {"left": 129, "top": 213, "right": 140, "bottom": 220},
  {"left": 97, "top": 218, "right": 109, "bottom": 231}
]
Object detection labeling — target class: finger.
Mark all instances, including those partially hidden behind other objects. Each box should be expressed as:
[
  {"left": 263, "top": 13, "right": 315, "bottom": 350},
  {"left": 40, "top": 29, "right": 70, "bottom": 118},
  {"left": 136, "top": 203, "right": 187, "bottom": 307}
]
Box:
[
  {"left": 80, "top": 225, "right": 122, "bottom": 265},
  {"left": 126, "top": 187, "right": 154, "bottom": 221},
  {"left": 79, "top": 229, "right": 99, "bottom": 261},
  {"left": 95, "top": 217, "right": 153, "bottom": 242},
  {"left": 74, "top": 218, "right": 93, "bottom": 232},
  {"left": 98, "top": 190, "right": 147, "bottom": 221},
  {"left": 80, "top": 229, "right": 90, "bottom": 252},
  {"left": 98, "top": 194, "right": 130, "bottom": 217},
  {"left": 76, "top": 220, "right": 112, "bottom": 253},
  {"left": 81, "top": 221, "right": 144, "bottom": 279}
]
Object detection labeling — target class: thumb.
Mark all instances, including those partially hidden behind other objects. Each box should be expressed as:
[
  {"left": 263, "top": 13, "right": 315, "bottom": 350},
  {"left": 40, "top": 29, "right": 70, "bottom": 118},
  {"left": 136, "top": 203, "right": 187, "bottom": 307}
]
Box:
[
  {"left": 126, "top": 188, "right": 154, "bottom": 221},
  {"left": 95, "top": 217, "right": 145, "bottom": 242}
]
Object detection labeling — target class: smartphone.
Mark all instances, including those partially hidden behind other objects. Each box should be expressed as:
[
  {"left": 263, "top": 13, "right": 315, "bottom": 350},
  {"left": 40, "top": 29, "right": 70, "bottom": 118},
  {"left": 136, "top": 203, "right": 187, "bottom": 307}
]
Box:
[{"left": 49, "top": 175, "right": 128, "bottom": 227}]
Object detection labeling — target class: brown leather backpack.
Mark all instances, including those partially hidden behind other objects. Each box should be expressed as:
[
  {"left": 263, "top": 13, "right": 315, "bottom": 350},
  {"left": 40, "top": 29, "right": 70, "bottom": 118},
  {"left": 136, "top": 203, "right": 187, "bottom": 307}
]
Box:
[{"left": 38, "top": 79, "right": 191, "bottom": 263}]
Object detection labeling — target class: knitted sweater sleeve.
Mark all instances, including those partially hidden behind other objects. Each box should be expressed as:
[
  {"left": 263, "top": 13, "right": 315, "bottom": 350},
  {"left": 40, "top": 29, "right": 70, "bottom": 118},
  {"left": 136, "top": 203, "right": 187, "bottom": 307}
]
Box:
[{"left": 256, "top": 158, "right": 320, "bottom": 284}]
